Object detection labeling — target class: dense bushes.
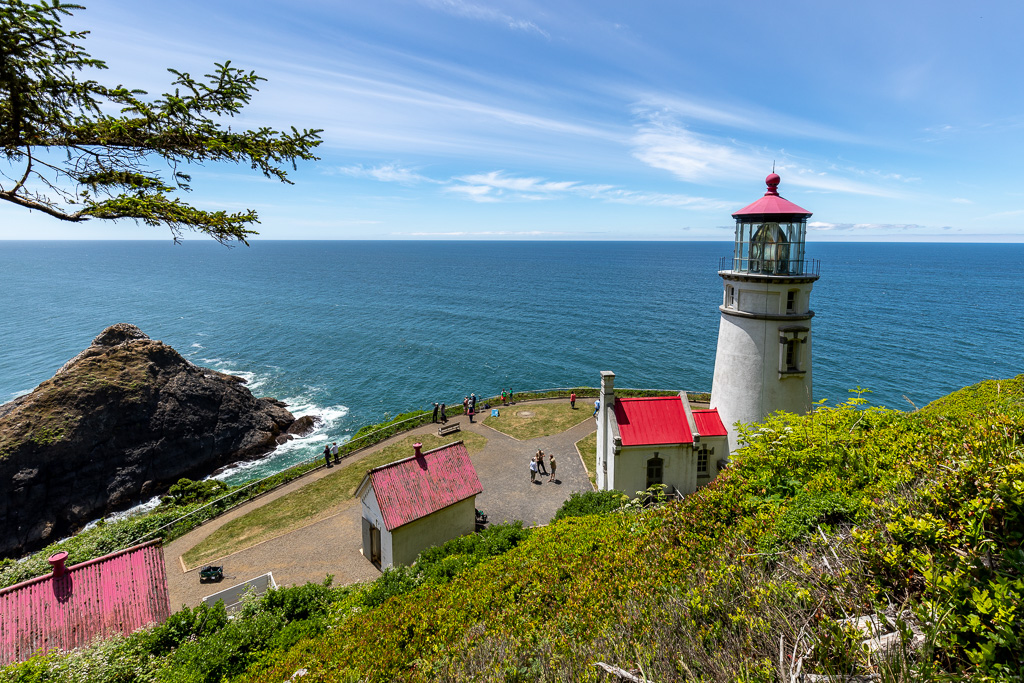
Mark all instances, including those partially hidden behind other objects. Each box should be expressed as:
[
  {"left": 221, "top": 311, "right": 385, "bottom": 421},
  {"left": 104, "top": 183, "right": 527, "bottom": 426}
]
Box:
[
  {"left": 552, "top": 489, "right": 628, "bottom": 521},
  {"left": 8, "top": 377, "right": 1024, "bottom": 681}
]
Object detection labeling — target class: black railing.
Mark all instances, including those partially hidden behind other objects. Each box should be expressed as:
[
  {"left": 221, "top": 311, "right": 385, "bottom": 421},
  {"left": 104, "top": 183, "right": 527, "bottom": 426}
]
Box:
[{"left": 718, "top": 256, "right": 820, "bottom": 277}]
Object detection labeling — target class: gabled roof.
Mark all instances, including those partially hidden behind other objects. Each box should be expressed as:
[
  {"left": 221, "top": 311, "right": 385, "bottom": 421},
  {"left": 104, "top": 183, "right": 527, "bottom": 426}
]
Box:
[
  {"left": 361, "top": 441, "right": 482, "bottom": 531},
  {"left": 0, "top": 540, "right": 169, "bottom": 665},
  {"left": 692, "top": 409, "right": 728, "bottom": 437},
  {"left": 615, "top": 397, "right": 693, "bottom": 446}
]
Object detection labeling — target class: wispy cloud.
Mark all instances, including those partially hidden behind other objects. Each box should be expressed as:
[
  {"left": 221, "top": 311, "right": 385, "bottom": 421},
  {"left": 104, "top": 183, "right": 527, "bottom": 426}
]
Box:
[
  {"left": 633, "top": 95, "right": 863, "bottom": 144},
  {"left": 630, "top": 114, "right": 906, "bottom": 198},
  {"left": 809, "top": 221, "right": 929, "bottom": 232},
  {"left": 417, "top": 0, "right": 549, "bottom": 38},
  {"left": 327, "top": 164, "right": 440, "bottom": 185},
  {"left": 951, "top": 197, "right": 973, "bottom": 204},
  {"left": 400, "top": 230, "right": 569, "bottom": 236},
  {"left": 444, "top": 170, "right": 727, "bottom": 209}
]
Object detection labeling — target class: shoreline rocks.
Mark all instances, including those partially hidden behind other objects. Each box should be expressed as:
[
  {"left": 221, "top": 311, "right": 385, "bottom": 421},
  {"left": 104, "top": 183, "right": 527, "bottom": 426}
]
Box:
[{"left": 0, "top": 324, "right": 311, "bottom": 559}]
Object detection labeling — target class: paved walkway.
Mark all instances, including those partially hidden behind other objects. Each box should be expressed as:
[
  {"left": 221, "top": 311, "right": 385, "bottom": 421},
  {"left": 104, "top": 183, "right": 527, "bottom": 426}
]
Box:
[{"left": 163, "top": 399, "right": 597, "bottom": 610}]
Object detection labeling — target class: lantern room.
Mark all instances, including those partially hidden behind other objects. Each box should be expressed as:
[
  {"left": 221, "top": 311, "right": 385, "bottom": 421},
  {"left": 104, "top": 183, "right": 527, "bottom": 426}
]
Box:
[{"left": 727, "top": 173, "right": 812, "bottom": 276}]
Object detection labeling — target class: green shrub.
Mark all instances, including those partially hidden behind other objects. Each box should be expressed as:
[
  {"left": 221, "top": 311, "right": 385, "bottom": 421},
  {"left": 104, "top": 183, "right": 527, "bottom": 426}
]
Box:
[
  {"left": 552, "top": 489, "right": 627, "bottom": 521},
  {"left": 160, "top": 478, "right": 229, "bottom": 507}
]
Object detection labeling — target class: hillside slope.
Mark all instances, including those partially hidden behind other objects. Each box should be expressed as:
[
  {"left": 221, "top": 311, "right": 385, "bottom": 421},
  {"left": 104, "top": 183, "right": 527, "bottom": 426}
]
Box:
[{"left": 4, "top": 377, "right": 1021, "bottom": 682}]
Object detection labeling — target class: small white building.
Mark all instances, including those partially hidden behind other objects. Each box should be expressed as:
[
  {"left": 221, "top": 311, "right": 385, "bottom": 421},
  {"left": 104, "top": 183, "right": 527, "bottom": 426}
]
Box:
[
  {"left": 356, "top": 441, "right": 482, "bottom": 569},
  {"left": 596, "top": 371, "right": 729, "bottom": 498}
]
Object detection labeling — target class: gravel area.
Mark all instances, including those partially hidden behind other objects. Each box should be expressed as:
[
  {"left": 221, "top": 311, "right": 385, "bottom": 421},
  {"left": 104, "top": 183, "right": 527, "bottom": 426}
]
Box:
[{"left": 163, "top": 398, "right": 596, "bottom": 610}]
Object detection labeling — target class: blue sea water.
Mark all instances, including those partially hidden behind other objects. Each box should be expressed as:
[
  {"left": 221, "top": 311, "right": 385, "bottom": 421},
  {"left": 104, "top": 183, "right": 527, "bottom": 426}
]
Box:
[{"left": 2, "top": 241, "right": 1022, "bottom": 485}]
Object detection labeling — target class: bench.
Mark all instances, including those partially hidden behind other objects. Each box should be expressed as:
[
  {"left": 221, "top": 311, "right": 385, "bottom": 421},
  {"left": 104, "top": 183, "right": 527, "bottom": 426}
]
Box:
[{"left": 438, "top": 422, "right": 461, "bottom": 437}]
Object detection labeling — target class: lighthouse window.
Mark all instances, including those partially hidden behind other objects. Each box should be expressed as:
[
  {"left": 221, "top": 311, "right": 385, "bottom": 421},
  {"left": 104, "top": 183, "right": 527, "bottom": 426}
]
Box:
[
  {"left": 786, "top": 290, "right": 796, "bottom": 313},
  {"left": 785, "top": 339, "right": 799, "bottom": 371},
  {"left": 726, "top": 285, "right": 735, "bottom": 307}
]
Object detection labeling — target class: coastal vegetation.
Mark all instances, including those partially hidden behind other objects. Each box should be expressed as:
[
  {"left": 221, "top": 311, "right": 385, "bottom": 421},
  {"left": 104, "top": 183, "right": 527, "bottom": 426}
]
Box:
[{"left": 3, "top": 375, "right": 1021, "bottom": 681}]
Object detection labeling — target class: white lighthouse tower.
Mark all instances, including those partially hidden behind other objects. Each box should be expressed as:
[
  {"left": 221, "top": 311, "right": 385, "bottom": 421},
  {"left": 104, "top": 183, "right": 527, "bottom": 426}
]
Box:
[{"left": 710, "top": 173, "right": 819, "bottom": 452}]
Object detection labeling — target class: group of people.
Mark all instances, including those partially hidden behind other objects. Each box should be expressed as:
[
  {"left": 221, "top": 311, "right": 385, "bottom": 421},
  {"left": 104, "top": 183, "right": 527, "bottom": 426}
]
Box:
[
  {"left": 322, "top": 441, "right": 340, "bottom": 468},
  {"left": 529, "top": 449, "right": 556, "bottom": 484},
  {"left": 431, "top": 402, "right": 448, "bottom": 423},
  {"left": 462, "top": 393, "right": 477, "bottom": 422}
]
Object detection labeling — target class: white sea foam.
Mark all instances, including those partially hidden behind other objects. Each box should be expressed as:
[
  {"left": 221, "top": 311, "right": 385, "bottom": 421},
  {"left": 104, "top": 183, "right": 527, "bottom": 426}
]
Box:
[
  {"left": 79, "top": 495, "right": 163, "bottom": 533},
  {"left": 191, "top": 343, "right": 203, "bottom": 349}
]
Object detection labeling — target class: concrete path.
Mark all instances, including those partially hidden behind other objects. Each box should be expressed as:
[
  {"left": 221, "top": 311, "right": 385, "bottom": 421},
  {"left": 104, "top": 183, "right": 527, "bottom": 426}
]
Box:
[{"left": 163, "top": 399, "right": 597, "bottom": 610}]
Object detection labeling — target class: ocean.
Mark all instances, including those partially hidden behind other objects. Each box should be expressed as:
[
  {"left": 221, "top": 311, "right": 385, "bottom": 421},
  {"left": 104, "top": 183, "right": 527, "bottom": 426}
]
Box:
[{"left": 2, "top": 241, "right": 1022, "bottom": 485}]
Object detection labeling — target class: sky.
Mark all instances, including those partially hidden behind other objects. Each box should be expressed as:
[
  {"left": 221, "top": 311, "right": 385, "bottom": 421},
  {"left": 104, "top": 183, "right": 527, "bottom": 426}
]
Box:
[{"left": 3, "top": 0, "right": 1024, "bottom": 242}]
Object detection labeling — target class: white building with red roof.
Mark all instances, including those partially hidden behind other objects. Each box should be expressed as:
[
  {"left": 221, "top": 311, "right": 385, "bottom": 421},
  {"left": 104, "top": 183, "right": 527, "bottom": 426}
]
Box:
[
  {"left": 356, "top": 441, "right": 482, "bottom": 569},
  {"left": 595, "top": 371, "right": 729, "bottom": 497}
]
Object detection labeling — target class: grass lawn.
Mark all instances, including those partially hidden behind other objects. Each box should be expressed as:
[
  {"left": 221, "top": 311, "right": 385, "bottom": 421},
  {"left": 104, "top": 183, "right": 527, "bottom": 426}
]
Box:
[
  {"left": 482, "top": 400, "right": 593, "bottom": 440},
  {"left": 182, "top": 431, "right": 488, "bottom": 569},
  {"left": 575, "top": 431, "right": 597, "bottom": 489}
]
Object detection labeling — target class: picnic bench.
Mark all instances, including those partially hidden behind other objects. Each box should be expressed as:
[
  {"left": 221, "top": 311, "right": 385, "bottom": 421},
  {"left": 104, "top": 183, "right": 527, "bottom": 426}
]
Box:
[{"left": 438, "top": 422, "right": 461, "bottom": 437}]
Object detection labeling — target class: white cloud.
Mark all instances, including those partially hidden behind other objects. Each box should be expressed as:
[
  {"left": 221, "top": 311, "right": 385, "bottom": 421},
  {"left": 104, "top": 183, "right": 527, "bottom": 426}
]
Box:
[
  {"left": 808, "top": 221, "right": 929, "bottom": 232},
  {"left": 327, "top": 164, "right": 439, "bottom": 185},
  {"left": 416, "top": 0, "right": 549, "bottom": 37},
  {"left": 444, "top": 170, "right": 726, "bottom": 209},
  {"left": 951, "top": 197, "right": 973, "bottom": 204}
]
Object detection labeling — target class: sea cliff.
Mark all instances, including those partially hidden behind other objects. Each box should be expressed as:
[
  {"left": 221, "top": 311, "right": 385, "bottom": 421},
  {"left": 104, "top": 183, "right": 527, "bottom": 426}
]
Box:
[{"left": 0, "top": 324, "right": 306, "bottom": 558}]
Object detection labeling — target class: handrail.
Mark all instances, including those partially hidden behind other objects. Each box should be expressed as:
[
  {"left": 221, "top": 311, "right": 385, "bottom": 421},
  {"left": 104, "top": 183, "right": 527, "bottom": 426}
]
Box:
[
  {"left": 718, "top": 256, "right": 820, "bottom": 277},
  {"left": 128, "top": 385, "right": 709, "bottom": 547}
]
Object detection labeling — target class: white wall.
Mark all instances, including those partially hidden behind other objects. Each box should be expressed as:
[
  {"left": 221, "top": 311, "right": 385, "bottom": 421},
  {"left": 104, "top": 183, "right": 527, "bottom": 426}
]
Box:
[
  {"left": 711, "top": 275, "right": 815, "bottom": 451},
  {"left": 361, "top": 487, "right": 393, "bottom": 569},
  {"left": 392, "top": 496, "right": 477, "bottom": 567}
]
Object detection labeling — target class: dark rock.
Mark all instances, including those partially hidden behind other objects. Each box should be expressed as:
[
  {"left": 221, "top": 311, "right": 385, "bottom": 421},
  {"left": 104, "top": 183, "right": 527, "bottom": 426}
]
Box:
[
  {"left": 286, "top": 415, "right": 319, "bottom": 436},
  {"left": 275, "top": 434, "right": 294, "bottom": 445},
  {"left": 0, "top": 324, "right": 305, "bottom": 559}
]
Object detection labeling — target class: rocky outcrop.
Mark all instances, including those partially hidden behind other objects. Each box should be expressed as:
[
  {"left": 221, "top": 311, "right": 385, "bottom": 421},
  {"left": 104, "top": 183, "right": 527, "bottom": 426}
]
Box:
[{"left": 0, "top": 324, "right": 305, "bottom": 558}]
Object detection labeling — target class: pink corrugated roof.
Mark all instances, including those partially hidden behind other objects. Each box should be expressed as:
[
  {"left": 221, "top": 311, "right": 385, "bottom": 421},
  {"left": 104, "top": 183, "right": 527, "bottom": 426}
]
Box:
[
  {"left": 693, "top": 409, "right": 728, "bottom": 437},
  {"left": 614, "top": 397, "right": 693, "bottom": 446},
  {"left": 0, "top": 540, "right": 170, "bottom": 665},
  {"left": 732, "top": 173, "right": 811, "bottom": 218},
  {"left": 369, "top": 442, "right": 482, "bottom": 531}
]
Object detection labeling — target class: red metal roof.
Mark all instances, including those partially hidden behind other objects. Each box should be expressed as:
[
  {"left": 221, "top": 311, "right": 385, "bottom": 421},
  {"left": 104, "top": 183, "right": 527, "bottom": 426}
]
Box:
[
  {"left": 0, "top": 540, "right": 170, "bottom": 664},
  {"left": 614, "top": 397, "right": 693, "bottom": 446},
  {"left": 733, "top": 173, "right": 812, "bottom": 218},
  {"left": 692, "top": 409, "right": 728, "bottom": 437},
  {"left": 368, "top": 441, "right": 482, "bottom": 531}
]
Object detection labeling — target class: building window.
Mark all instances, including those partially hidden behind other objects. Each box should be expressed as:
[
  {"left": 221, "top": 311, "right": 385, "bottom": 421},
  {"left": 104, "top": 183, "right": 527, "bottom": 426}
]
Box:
[
  {"left": 646, "top": 456, "right": 663, "bottom": 490},
  {"left": 697, "top": 445, "right": 709, "bottom": 476},
  {"left": 726, "top": 285, "right": 735, "bottom": 308},
  {"left": 786, "top": 290, "right": 796, "bottom": 313}
]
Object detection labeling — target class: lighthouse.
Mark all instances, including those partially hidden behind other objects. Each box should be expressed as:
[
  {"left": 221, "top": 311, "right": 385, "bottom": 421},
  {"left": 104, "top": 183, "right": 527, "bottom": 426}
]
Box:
[{"left": 710, "top": 173, "right": 819, "bottom": 452}]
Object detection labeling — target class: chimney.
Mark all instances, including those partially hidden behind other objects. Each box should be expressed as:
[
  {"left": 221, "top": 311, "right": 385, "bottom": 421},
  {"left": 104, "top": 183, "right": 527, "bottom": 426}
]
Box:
[
  {"left": 413, "top": 442, "right": 423, "bottom": 457},
  {"left": 48, "top": 551, "right": 69, "bottom": 578}
]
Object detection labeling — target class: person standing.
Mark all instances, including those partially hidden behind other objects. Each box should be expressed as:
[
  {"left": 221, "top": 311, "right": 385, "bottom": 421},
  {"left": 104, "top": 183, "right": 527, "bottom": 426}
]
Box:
[
  {"left": 440, "top": 403, "right": 447, "bottom": 423},
  {"left": 323, "top": 443, "right": 332, "bottom": 468},
  {"left": 463, "top": 396, "right": 469, "bottom": 415},
  {"left": 432, "top": 402, "right": 439, "bottom": 423},
  {"left": 594, "top": 399, "right": 600, "bottom": 417},
  {"left": 536, "top": 449, "right": 549, "bottom": 476},
  {"left": 469, "top": 393, "right": 476, "bottom": 412},
  {"left": 331, "top": 441, "right": 340, "bottom": 464},
  {"left": 570, "top": 391, "right": 576, "bottom": 409},
  {"left": 548, "top": 453, "right": 557, "bottom": 482},
  {"left": 530, "top": 456, "right": 538, "bottom": 484}
]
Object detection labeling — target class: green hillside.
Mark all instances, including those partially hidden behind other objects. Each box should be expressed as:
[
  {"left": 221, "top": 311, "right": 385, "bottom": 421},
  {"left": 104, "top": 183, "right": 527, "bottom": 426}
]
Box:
[{"left": 5, "top": 378, "right": 1022, "bottom": 682}]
